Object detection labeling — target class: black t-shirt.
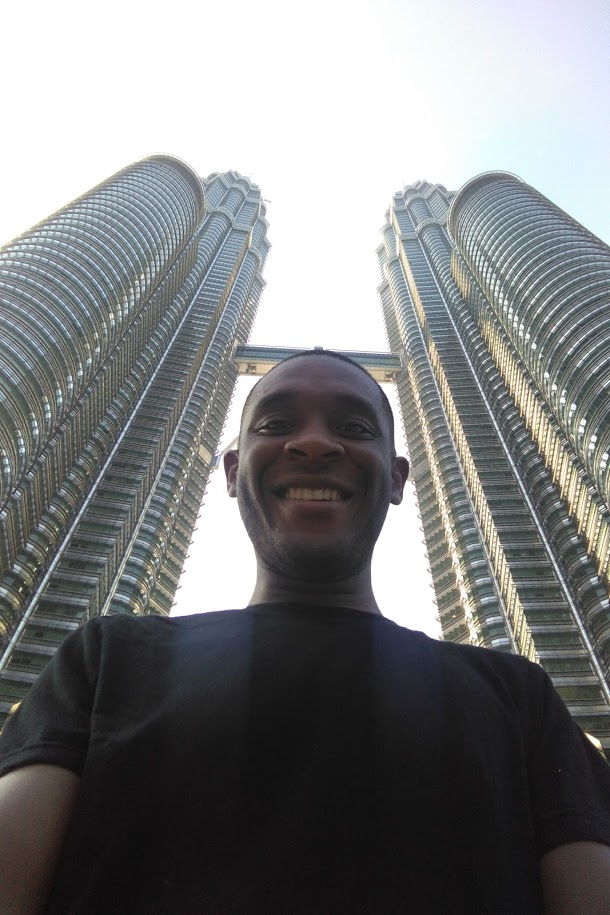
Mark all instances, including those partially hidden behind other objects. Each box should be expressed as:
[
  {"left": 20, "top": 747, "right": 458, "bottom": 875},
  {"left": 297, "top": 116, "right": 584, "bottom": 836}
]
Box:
[{"left": 1, "top": 604, "right": 610, "bottom": 913}]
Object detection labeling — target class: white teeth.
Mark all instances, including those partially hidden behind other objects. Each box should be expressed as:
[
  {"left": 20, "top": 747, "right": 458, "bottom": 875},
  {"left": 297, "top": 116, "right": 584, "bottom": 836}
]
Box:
[{"left": 284, "top": 487, "right": 343, "bottom": 501}]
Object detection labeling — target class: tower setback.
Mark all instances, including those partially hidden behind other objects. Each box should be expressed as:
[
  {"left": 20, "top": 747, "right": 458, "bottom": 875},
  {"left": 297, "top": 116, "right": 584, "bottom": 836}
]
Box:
[
  {"left": 0, "top": 157, "right": 270, "bottom": 723},
  {"left": 378, "top": 174, "right": 610, "bottom": 749}
]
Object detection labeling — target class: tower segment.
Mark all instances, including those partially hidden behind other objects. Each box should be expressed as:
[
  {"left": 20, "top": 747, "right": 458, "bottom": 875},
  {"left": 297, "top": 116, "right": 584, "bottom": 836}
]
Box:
[
  {"left": 378, "top": 177, "right": 610, "bottom": 749},
  {"left": 0, "top": 157, "right": 270, "bottom": 722}
]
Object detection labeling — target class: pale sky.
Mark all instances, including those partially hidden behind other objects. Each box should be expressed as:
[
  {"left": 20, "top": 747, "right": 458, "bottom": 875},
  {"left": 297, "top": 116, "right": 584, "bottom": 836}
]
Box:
[{"left": 1, "top": 0, "right": 608, "bottom": 635}]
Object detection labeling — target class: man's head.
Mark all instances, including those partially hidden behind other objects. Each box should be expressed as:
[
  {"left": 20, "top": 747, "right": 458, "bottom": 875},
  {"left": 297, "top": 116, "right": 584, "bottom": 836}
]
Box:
[
  {"left": 224, "top": 351, "right": 409, "bottom": 586},
  {"left": 238, "top": 350, "right": 398, "bottom": 455}
]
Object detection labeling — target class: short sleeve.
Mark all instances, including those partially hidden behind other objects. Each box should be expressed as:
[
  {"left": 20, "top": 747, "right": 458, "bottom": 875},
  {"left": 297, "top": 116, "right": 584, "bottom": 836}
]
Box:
[
  {"left": 0, "top": 621, "right": 101, "bottom": 777},
  {"left": 526, "top": 663, "right": 610, "bottom": 855}
]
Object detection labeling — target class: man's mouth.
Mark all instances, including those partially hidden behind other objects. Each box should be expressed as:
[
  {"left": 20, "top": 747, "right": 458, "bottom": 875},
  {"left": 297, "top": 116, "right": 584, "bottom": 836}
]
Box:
[{"left": 278, "top": 487, "right": 349, "bottom": 502}]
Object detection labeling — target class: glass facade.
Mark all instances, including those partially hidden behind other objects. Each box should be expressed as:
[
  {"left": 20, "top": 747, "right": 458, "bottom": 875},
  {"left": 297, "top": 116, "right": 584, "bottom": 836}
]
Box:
[
  {"left": 0, "top": 157, "right": 270, "bottom": 723},
  {"left": 378, "top": 177, "right": 610, "bottom": 749}
]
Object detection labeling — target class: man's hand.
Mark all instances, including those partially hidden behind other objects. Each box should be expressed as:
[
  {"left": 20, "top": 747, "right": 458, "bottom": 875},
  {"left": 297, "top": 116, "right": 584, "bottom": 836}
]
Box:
[
  {"left": 0, "top": 764, "right": 79, "bottom": 914},
  {"left": 541, "top": 841, "right": 610, "bottom": 914}
]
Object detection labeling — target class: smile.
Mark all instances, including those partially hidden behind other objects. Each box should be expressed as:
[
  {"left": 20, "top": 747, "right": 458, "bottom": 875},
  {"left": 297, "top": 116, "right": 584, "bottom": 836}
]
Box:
[{"left": 282, "top": 487, "right": 347, "bottom": 502}]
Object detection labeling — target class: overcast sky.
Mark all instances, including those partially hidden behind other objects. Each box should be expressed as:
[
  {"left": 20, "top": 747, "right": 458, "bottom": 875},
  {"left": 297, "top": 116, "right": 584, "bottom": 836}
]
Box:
[{"left": 1, "top": 0, "right": 608, "bottom": 634}]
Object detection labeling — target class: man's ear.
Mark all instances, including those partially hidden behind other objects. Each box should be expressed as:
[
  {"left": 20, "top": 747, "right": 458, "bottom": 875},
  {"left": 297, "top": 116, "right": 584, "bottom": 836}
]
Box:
[
  {"left": 390, "top": 456, "right": 409, "bottom": 505},
  {"left": 223, "top": 450, "right": 239, "bottom": 498}
]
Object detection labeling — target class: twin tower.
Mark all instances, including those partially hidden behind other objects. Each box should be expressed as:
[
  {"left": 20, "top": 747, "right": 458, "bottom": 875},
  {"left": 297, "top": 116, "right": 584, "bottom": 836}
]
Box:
[{"left": 0, "top": 157, "right": 609, "bottom": 750}]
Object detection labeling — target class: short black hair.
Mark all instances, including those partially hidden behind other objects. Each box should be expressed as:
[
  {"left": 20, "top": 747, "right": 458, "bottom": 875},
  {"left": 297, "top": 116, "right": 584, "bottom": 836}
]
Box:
[{"left": 239, "top": 349, "right": 396, "bottom": 454}]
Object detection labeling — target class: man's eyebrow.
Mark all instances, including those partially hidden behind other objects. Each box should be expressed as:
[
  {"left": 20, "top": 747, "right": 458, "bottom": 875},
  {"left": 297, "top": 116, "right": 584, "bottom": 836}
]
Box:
[
  {"left": 250, "top": 391, "right": 380, "bottom": 419},
  {"left": 250, "top": 391, "right": 298, "bottom": 413}
]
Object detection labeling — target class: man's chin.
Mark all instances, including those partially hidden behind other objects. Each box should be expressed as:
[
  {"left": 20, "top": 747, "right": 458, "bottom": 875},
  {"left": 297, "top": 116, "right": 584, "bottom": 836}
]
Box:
[{"left": 264, "top": 538, "right": 369, "bottom": 583}]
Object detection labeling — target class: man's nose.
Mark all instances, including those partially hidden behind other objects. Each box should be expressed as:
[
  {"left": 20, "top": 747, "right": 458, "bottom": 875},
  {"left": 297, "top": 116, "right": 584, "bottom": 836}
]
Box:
[{"left": 284, "top": 425, "right": 345, "bottom": 460}]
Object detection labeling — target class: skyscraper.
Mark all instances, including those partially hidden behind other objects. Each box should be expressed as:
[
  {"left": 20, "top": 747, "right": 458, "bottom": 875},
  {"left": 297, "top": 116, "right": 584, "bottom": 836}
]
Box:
[
  {"left": 377, "top": 173, "right": 610, "bottom": 749},
  {"left": 0, "top": 156, "right": 270, "bottom": 723}
]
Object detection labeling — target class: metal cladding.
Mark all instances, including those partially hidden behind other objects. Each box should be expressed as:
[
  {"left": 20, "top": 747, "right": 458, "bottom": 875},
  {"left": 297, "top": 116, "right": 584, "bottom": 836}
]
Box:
[
  {"left": 0, "top": 157, "right": 205, "bottom": 503},
  {"left": 449, "top": 172, "right": 610, "bottom": 507},
  {"left": 378, "top": 177, "right": 610, "bottom": 750},
  {"left": 0, "top": 157, "right": 270, "bottom": 722}
]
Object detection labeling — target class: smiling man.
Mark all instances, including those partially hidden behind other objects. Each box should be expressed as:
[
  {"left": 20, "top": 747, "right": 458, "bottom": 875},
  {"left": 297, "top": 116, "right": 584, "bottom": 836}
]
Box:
[
  {"left": 224, "top": 351, "right": 408, "bottom": 610},
  {"left": 0, "top": 349, "right": 610, "bottom": 913}
]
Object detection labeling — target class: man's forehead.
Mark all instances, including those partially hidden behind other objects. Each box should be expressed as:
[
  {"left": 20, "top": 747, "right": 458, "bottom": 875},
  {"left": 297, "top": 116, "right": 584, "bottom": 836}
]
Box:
[{"left": 245, "top": 357, "right": 383, "bottom": 417}]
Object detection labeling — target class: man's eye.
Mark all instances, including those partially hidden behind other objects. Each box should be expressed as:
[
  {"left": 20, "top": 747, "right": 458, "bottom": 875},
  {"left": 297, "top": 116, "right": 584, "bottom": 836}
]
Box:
[
  {"left": 338, "top": 421, "right": 375, "bottom": 438},
  {"left": 256, "top": 419, "right": 292, "bottom": 434}
]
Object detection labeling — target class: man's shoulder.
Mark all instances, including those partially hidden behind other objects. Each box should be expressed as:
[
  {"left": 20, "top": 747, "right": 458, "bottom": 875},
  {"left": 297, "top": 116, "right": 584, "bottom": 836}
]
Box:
[
  {"left": 79, "top": 608, "right": 249, "bottom": 647},
  {"left": 430, "top": 634, "right": 538, "bottom": 674},
  {"left": 393, "top": 626, "right": 546, "bottom": 702}
]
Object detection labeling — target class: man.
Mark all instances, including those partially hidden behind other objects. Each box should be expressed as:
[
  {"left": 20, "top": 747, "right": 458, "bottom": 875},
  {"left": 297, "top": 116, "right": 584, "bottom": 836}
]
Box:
[{"left": 0, "top": 349, "right": 609, "bottom": 913}]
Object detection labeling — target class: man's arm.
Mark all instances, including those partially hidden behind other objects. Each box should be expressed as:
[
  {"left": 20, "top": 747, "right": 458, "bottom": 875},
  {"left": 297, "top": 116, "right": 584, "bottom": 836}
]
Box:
[
  {"left": 541, "top": 841, "right": 610, "bottom": 914},
  {"left": 0, "top": 764, "right": 80, "bottom": 914}
]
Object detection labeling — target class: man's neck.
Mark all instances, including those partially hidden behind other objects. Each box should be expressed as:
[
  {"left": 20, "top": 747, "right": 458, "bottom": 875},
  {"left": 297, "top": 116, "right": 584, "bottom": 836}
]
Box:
[{"left": 247, "top": 564, "right": 383, "bottom": 616}]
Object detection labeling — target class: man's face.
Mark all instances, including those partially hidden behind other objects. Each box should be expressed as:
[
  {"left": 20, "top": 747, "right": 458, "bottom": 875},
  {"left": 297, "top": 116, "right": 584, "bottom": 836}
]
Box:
[{"left": 224, "top": 357, "right": 408, "bottom": 582}]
